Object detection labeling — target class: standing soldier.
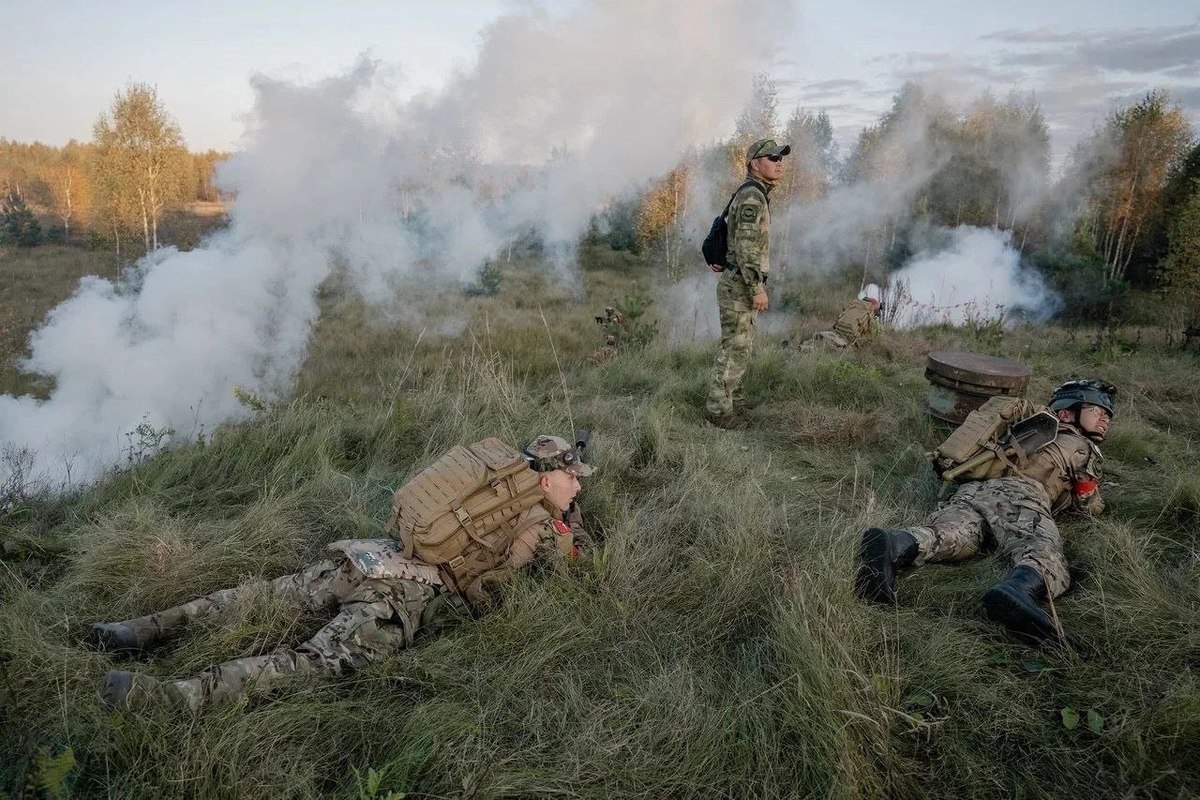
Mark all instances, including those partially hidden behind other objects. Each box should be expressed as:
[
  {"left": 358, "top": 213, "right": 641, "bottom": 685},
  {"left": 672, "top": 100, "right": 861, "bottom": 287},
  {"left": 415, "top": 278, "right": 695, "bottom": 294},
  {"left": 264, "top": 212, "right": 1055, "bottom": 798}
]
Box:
[
  {"left": 704, "top": 138, "right": 790, "bottom": 429},
  {"left": 90, "top": 435, "right": 594, "bottom": 712},
  {"left": 855, "top": 380, "right": 1116, "bottom": 645}
]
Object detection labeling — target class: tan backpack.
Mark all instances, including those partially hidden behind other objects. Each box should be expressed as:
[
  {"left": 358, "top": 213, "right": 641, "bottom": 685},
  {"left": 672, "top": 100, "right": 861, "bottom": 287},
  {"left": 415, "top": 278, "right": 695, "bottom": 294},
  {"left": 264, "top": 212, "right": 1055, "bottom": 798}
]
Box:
[
  {"left": 930, "top": 396, "right": 1040, "bottom": 482},
  {"left": 390, "top": 437, "right": 547, "bottom": 596}
]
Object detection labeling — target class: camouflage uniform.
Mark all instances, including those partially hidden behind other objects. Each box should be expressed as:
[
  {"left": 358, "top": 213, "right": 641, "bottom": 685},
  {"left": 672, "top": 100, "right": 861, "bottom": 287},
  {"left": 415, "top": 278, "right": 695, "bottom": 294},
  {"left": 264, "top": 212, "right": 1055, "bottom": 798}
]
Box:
[
  {"left": 905, "top": 419, "right": 1103, "bottom": 598},
  {"left": 800, "top": 299, "right": 880, "bottom": 350},
  {"left": 100, "top": 502, "right": 589, "bottom": 712},
  {"left": 585, "top": 307, "right": 628, "bottom": 366},
  {"left": 706, "top": 179, "right": 771, "bottom": 417}
]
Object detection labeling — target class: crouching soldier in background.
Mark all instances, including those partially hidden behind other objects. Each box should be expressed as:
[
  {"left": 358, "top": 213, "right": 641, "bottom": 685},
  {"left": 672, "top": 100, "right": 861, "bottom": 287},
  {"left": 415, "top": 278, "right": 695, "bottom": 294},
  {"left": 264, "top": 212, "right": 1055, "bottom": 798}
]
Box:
[
  {"left": 90, "top": 435, "right": 594, "bottom": 712},
  {"left": 585, "top": 306, "right": 629, "bottom": 366},
  {"left": 796, "top": 283, "right": 882, "bottom": 350},
  {"left": 855, "top": 380, "right": 1115, "bottom": 646}
]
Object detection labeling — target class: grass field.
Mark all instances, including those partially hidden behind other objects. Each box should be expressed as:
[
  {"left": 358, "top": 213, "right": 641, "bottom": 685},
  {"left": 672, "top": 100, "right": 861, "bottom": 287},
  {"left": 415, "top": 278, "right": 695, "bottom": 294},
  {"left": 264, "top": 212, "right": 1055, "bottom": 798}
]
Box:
[
  {"left": 1, "top": 243, "right": 1198, "bottom": 798},
  {"left": 0, "top": 246, "right": 121, "bottom": 398}
]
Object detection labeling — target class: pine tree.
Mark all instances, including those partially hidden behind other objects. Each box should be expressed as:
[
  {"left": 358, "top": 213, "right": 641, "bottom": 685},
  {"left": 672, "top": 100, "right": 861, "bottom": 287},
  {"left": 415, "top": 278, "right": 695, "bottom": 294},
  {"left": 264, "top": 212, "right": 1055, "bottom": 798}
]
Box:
[{"left": 0, "top": 189, "right": 42, "bottom": 247}]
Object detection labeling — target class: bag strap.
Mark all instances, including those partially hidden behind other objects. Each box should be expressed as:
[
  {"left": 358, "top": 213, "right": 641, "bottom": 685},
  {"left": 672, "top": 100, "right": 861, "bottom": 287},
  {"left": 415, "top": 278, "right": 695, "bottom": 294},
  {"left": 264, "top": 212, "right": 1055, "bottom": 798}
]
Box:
[{"left": 721, "top": 179, "right": 768, "bottom": 220}]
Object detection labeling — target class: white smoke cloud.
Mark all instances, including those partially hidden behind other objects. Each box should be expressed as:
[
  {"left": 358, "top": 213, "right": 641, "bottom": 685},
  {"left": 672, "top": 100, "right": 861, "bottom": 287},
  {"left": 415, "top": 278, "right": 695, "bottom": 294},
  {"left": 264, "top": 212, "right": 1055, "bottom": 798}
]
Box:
[
  {"left": 769, "top": 84, "right": 1053, "bottom": 277},
  {"left": 888, "top": 226, "right": 1058, "bottom": 328},
  {"left": 1, "top": 0, "right": 792, "bottom": 491}
]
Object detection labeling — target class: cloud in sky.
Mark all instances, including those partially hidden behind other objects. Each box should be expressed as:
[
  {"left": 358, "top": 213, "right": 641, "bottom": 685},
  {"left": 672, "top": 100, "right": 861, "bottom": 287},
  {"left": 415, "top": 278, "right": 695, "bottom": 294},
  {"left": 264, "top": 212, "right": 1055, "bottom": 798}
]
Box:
[
  {"left": 982, "top": 28, "right": 1092, "bottom": 44},
  {"left": 814, "top": 22, "right": 1199, "bottom": 163},
  {"left": 993, "top": 26, "right": 1200, "bottom": 73},
  {"left": 802, "top": 78, "right": 866, "bottom": 92}
]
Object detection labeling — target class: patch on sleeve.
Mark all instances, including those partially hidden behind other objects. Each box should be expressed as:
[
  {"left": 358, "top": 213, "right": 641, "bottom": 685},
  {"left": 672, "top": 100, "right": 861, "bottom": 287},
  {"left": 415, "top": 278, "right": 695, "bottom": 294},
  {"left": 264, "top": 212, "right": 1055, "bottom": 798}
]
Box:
[
  {"left": 739, "top": 205, "right": 759, "bottom": 223},
  {"left": 552, "top": 519, "right": 571, "bottom": 535}
]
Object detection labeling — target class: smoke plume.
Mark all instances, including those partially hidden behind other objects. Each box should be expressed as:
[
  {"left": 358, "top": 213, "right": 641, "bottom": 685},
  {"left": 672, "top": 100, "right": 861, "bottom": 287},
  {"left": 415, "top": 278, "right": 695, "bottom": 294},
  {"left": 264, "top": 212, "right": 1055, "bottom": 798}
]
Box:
[
  {"left": 1, "top": 0, "right": 789, "bottom": 490},
  {"left": 888, "top": 226, "right": 1058, "bottom": 328}
]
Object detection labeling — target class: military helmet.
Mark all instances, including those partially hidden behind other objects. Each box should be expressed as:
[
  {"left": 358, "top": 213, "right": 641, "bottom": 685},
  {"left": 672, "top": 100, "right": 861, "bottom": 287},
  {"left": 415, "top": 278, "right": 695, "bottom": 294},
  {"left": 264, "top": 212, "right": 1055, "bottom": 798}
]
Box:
[
  {"left": 1049, "top": 379, "right": 1117, "bottom": 418},
  {"left": 858, "top": 283, "right": 882, "bottom": 303}
]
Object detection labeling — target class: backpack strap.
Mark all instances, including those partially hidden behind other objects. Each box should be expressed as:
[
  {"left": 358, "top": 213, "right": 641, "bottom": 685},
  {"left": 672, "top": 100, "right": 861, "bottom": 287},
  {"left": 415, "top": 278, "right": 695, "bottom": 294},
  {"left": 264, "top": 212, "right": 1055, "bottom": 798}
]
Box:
[{"left": 721, "top": 179, "right": 769, "bottom": 220}]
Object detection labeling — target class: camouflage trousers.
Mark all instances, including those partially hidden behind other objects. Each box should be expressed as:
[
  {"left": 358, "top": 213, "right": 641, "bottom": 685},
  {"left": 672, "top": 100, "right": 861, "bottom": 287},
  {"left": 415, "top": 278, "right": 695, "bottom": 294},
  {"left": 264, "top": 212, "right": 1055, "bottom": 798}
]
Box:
[
  {"left": 906, "top": 476, "right": 1070, "bottom": 598},
  {"left": 585, "top": 344, "right": 618, "bottom": 366},
  {"left": 114, "top": 546, "right": 445, "bottom": 710},
  {"left": 799, "top": 330, "right": 849, "bottom": 351},
  {"left": 705, "top": 273, "right": 758, "bottom": 416}
]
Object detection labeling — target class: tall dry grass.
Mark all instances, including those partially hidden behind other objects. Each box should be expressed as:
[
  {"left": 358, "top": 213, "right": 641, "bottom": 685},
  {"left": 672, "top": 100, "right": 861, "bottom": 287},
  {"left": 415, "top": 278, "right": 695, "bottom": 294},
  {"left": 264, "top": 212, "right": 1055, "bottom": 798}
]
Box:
[{"left": 1, "top": 252, "right": 1198, "bottom": 798}]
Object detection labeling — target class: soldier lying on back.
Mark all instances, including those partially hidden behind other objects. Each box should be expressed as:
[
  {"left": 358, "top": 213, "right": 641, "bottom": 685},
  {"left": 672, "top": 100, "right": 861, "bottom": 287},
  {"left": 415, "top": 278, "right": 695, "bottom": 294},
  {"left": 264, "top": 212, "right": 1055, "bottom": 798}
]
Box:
[
  {"left": 855, "top": 379, "right": 1116, "bottom": 645},
  {"left": 90, "top": 435, "right": 593, "bottom": 712}
]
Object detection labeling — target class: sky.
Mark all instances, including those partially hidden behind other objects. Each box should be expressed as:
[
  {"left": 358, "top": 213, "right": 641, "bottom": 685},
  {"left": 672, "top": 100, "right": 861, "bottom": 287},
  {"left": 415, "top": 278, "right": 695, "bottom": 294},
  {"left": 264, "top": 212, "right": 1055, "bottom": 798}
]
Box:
[{"left": 2, "top": 0, "right": 1198, "bottom": 160}]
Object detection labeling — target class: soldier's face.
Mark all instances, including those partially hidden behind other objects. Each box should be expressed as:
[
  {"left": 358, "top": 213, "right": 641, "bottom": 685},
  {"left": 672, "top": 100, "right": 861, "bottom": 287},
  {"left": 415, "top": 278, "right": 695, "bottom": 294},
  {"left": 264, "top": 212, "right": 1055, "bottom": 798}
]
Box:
[
  {"left": 540, "top": 469, "right": 582, "bottom": 511},
  {"left": 751, "top": 155, "right": 784, "bottom": 182},
  {"left": 1078, "top": 403, "right": 1111, "bottom": 441}
]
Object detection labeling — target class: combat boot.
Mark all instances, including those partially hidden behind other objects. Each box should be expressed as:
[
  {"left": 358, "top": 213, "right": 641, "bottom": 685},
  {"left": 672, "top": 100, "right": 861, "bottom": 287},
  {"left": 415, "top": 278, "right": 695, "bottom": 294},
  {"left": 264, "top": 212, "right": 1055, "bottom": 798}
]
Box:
[
  {"left": 705, "top": 411, "right": 748, "bottom": 430},
  {"left": 99, "top": 670, "right": 205, "bottom": 712},
  {"left": 982, "top": 565, "right": 1062, "bottom": 643},
  {"left": 88, "top": 622, "right": 144, "bottom": 653},
  {"left": 89, "top": 618, "right": 171, "bottom": 652},
  {"left": 855, "top": 528, "right": 918, "bottom": 604}
]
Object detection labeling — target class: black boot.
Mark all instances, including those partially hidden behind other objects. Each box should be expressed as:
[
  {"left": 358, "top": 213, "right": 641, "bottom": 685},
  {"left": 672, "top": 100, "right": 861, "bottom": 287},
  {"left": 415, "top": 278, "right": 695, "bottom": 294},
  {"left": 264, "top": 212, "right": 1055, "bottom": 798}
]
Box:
[
  {"left": 705, "top": 411, "right": 748, "bottom": 430},
  {"left": 982, "top": 566, "right": 1061, "bottom": 643},
  {"left": 855, "top": 528, "right": 918, "bottom": 604},
  {"left": 98, "top": 670, "right": 159, "bottom": 711},
  {"left": 88, "top": 622, "right": 151, "bottom": 653}
]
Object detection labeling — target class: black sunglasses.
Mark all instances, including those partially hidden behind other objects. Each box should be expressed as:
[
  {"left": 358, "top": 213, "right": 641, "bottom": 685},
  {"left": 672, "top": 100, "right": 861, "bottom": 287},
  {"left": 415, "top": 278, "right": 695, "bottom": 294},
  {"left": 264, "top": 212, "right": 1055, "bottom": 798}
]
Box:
[{"left": 764, "top": 154, "right": 783, "bottom": 162}]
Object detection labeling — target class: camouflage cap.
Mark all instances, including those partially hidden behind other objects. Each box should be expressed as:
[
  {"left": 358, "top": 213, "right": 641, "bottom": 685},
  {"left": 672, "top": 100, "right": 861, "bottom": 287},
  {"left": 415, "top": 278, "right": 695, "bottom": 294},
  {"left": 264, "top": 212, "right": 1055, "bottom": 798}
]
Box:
[
  {"left": 746, "top": 138, "right": 792, "bottom": 165},
  {"left": 524, "top": 435, "right": 595, "bottom": 477}
]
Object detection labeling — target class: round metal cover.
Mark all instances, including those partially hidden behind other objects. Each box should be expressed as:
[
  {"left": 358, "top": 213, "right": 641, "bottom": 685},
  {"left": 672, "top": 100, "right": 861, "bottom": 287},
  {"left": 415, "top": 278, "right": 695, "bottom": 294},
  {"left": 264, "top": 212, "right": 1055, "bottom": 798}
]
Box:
[{"left": 926, "top": 350, "right": 1031, "bottom": 390}]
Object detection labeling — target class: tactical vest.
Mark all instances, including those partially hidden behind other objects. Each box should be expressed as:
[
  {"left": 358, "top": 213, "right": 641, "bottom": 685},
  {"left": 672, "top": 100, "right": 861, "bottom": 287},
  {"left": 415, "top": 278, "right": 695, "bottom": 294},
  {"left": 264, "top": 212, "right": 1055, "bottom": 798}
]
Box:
[
  {"left": 390, "top": 438, "right": 548, "bottom": 598},
  {"left": 930, "top": 395, "right": 1040, "bottom": 482}
]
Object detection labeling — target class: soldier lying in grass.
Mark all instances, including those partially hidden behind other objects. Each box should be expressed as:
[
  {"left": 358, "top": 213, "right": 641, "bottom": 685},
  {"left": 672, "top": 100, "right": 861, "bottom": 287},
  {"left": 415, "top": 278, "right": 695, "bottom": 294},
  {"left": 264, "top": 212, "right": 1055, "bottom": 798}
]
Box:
[
  {"left": 856, "top": 379, "right": 1115, "bottom": 646},
  {"left": 90, "top": 435, "right": 593, "bottom": 712},
  {"left": 795, "top": 283, "right": 882, "bottom": 350}
]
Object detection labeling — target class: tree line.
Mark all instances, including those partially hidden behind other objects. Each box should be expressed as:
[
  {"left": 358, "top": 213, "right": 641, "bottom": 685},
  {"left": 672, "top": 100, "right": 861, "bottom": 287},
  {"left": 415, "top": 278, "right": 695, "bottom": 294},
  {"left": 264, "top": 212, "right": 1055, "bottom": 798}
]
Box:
[
  {"left": 0, "top": 83, "right": 227, "bottom": 254},
  {"left": 4, "top": 77, "right": 1197, "bottom": 321},
  {"left": 624, "top": 78, "right": 1199, "bottom": 320}
]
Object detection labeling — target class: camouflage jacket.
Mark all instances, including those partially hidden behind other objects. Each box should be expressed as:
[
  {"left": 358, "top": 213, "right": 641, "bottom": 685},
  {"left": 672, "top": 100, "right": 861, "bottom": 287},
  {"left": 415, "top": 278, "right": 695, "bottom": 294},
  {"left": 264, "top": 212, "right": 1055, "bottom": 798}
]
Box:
[
  {"left": 1016, "top": 420, "right": 1104, "bottom": 517},
  {"left": 325, "top": 500, "right": 591, "bottom": 607},
  {"left": 325, "top": 539, "right": 444, "bottom": 585},
  {"left": 832, "top": 299, "right": 880, "bottom": 345},
  {"left": 506, "top": 499, "right": 592, "bottom": 568},
  {"left": 726, "top": 178, "right": 771, "bottom": 295}
]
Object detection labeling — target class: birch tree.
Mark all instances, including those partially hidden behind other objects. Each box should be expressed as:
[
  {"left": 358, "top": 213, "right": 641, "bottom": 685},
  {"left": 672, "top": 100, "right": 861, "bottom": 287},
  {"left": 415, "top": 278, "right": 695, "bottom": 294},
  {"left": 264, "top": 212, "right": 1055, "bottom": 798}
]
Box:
[
  {"left": 92, "top": 83, "right": 187, "bottom": 253},
  {"left": 1075, "top": 91, "right": 1193, "bottom": 283},
  {"left": 636, "top": 165, "right": 690, "bottom": 279},
  {"left": 45, "top": 142, "right": 90, "bottom": 239}
]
